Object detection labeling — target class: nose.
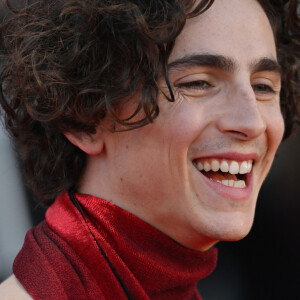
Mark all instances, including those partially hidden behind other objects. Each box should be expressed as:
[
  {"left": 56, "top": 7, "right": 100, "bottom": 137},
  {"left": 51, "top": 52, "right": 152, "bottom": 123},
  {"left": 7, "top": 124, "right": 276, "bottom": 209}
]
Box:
[{"left": 216, "top": 84, "right": 267, "bottom": 141}]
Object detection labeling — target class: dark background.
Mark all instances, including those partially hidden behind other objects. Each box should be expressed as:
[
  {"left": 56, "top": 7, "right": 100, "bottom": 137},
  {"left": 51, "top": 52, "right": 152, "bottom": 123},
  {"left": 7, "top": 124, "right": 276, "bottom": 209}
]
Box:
[
  {"left": 1, "top": 2, "right": 300, "bottom": 299},
  {"left": 198, "top": 133, "right": 300, "bottom": 300},
  {"left": 3, "top": 120, "right": 299, "bottom": 300}
]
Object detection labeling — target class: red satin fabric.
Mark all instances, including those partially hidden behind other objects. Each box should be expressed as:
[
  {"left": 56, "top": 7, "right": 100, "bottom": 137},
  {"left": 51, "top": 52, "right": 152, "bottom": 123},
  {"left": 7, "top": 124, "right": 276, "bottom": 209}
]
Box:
[{"left": 13, "top": 192, "right": 217, "bottom": 299}]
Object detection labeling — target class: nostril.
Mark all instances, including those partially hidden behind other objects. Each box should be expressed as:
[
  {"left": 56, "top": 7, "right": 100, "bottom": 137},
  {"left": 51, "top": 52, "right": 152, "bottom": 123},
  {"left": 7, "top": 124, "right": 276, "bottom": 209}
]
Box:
[{"left": 227, "top": 130, "right": 248, "bottom": 139}]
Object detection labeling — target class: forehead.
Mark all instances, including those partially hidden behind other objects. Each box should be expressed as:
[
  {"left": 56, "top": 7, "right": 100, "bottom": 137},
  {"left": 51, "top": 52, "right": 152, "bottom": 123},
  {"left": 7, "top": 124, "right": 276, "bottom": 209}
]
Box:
[{"left": 170, "top": 0, "right": 277, "bottom": 65}]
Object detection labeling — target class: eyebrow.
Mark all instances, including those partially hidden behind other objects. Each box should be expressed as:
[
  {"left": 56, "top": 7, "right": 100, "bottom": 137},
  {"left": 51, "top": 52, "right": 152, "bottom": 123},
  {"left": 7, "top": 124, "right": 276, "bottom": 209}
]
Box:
[
  {"left": 168, "top": 54, "right": 281, "bottom": 75},
  {"left": 250, "top": 57, "right": 282, "bottom": 74},
  {"left": 168, "top": 54, "right": 236, "bottom": 73}
]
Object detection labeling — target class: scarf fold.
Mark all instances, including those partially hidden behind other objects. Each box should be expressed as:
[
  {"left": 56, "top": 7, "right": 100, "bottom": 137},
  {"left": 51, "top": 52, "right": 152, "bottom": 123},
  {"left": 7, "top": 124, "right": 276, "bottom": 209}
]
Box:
[{"left": 14, "top": 192, "right": 217, "bottom": 300}]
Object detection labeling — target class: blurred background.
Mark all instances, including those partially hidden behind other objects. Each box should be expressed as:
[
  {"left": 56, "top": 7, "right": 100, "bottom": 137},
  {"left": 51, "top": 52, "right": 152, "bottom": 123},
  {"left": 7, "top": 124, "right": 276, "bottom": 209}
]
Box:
[
  {"left": 197, "top": 133, "right": 300, "bottom": 300},
  {"left": 1, "top": 110, "right": 300, "bottom": 300},
  {"left": 0, "top": 1, "right": 300, "bottom": 299},
  {"left": 0, "top": 120, "right": 300, "bottom": 300}
]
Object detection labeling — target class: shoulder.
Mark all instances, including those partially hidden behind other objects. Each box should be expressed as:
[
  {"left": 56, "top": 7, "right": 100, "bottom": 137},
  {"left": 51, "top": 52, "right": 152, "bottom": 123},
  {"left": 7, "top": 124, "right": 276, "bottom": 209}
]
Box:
[{"left": 0, "top": 274, "right": 32, "bottom": 300}]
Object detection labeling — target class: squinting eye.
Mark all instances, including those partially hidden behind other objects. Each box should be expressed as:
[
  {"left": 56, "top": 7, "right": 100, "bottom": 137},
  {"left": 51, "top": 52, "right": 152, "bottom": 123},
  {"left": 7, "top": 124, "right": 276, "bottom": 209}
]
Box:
[
  {"left": 252, "top": 84, "right": 276, "bottom": 94},
  {"left": 177, "top": 80, "right": 212, "bottom": 90}
]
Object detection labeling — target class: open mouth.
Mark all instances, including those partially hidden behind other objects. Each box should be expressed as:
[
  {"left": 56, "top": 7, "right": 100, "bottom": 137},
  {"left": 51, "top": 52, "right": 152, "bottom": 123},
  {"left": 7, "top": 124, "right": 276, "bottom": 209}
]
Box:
[{"left": 193, "top": 158, "right": 253, "bottom": 188}]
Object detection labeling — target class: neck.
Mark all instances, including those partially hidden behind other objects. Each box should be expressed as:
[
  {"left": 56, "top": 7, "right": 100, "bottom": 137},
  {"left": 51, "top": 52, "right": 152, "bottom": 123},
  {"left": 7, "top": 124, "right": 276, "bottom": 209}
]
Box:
[
  {"left": 78, "top": 155, "right": 218, "bottom": 251},
  {"left": 46, "top": 192, "right": 218, "bottom": 298}
]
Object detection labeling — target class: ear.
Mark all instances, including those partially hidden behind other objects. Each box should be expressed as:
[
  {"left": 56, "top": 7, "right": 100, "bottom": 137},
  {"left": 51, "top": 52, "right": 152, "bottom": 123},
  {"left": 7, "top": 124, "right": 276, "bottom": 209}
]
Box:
[{"left": 64, "top": 129, "right": 104, "bottom": 155}]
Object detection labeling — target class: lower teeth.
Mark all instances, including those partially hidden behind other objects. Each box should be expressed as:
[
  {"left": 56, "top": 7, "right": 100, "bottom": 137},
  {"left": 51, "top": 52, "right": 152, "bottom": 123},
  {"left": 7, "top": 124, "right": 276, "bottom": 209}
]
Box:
[{"left": 215, "top": 179, "right": 246, "bottom": 188}]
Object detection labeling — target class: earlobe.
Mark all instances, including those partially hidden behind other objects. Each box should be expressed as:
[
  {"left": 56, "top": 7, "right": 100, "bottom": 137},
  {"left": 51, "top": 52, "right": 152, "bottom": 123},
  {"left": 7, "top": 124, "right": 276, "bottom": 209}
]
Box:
[{"left": 64, "top": 130, "right": 104, "bottom": 155}]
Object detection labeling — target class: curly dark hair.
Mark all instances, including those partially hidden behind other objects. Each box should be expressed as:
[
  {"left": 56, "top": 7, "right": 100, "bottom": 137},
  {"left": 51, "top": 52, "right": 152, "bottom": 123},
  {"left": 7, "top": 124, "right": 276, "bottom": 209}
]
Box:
[{"left": 0, "top": 0, "right": 299, "bottom": 205}]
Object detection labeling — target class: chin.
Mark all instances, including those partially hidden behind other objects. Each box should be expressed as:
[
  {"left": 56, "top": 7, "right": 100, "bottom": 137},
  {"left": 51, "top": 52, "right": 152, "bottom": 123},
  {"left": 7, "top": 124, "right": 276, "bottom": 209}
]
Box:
[
  {"left": 217, "top": 222, "right": 254, "bottom": 242},
  {"left": 219, "top": 230, "right": 251, "bottom": 242},
  {"left": 201, "top": 214, "right": 255, "bottom": 244}
]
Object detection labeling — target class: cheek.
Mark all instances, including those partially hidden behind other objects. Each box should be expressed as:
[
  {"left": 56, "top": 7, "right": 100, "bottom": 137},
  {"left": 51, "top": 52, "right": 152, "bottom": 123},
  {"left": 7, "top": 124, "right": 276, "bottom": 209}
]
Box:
[
  {"left": 159, "top": 100, "right": 208, "bottom": 143},
  {"left": 266, "top": 106, "right": 284, "bottom": 151}
]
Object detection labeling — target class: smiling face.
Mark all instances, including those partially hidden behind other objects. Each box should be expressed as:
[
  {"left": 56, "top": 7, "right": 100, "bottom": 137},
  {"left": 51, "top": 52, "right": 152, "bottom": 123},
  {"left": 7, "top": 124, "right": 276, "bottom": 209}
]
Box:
[{"left": 80, "top": 0, "right": 284, "bottom": 251}]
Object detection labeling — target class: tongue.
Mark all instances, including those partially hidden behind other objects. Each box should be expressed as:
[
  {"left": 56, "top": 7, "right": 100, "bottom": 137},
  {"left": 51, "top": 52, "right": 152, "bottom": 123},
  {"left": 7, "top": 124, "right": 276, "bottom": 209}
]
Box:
[{"left": 203, "top": 171, "right": 238, "bottom": 181}]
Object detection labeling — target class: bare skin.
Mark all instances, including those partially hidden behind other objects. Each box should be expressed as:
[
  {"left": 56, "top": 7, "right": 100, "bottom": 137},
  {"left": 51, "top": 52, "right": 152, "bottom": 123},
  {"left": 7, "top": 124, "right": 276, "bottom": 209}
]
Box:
[{"left": 66, "top": 0, "right": 284, "bottom": 251}]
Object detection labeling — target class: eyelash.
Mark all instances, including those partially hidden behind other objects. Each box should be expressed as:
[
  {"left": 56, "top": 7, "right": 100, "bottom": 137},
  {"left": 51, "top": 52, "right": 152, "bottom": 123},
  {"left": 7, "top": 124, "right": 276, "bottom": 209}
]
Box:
[
  {"left": 177, "top": 80, "right": 212, "bottom": 90},
  {"left": 178, "top": 81, "right": 276, "bottom": 93},
  {"left": 252, "top": 84, "right": 276, "bottom": 94},
  {"left": 176, "top": 80, "right": 277, "bottom": 100}
]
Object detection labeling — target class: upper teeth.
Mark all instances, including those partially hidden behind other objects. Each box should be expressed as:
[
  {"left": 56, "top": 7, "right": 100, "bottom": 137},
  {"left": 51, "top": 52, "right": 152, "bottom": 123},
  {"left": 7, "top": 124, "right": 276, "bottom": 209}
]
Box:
[{"left": 196, "top": 159, "right": 253, "bottom": 174}]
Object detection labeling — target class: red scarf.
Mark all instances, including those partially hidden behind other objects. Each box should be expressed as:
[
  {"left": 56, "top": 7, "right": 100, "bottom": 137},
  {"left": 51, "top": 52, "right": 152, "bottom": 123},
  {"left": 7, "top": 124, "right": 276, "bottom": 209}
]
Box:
[{"left": 13, "top": 192, "right": 217, "bottom": 300}]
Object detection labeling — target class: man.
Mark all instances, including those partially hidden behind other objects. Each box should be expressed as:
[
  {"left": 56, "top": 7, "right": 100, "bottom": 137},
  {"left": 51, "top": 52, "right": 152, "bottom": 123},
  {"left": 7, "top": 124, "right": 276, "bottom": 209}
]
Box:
[{"left": 0, "top": 0, "right": 299, "bottom": 299}]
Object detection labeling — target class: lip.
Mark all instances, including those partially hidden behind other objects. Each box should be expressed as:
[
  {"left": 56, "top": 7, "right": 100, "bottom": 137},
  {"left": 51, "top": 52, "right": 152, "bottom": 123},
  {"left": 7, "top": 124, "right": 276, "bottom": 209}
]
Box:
[
  {"left": 198, "top": 170, "right": 254, "bottom": 200},
  {"left": 193, "top": 151, "right": 255, "bottom": 200},
  {"left": 194, "top": 152, "right": 258, "bottom": 162}
]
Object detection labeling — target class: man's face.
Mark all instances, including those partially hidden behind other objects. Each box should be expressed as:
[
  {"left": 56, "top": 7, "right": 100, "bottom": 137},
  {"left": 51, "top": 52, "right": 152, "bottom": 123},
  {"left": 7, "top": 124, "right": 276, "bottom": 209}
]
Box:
[{"left": 92, "top": 0, "right": 284, "bottom": 250}]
